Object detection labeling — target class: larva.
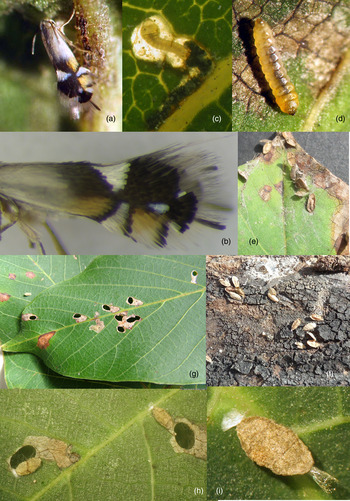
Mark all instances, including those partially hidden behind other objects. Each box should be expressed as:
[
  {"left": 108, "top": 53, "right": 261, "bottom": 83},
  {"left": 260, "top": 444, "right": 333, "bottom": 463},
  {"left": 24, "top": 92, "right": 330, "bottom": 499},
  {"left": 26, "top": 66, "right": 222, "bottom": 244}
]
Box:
[
  {"left": 253, "top": 18, "right": 299, "bottom": 115},
  {"left": 140, "top": 17, "right": 189, "bottom": 63}
]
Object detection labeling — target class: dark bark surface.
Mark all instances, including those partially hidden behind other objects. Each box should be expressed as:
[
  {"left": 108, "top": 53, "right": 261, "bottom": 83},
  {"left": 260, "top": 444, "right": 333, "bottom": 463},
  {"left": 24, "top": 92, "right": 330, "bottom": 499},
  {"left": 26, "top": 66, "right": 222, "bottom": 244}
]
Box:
[{"left": 207, "top": 255, "right": 350, "bottom": 386}]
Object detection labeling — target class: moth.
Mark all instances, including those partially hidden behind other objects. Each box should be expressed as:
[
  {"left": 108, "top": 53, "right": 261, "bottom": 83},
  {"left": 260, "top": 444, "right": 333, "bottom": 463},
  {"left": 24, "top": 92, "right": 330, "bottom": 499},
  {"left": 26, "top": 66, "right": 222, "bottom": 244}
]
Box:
[
  {"left": 33, "top": 11, "right": 100, "bottom": 119},
  {"left": 0, "top": 144, "right": 231, "bottom": 254},
  {"left": 253, "top": 18, "right": 299, "bottom": 115}
]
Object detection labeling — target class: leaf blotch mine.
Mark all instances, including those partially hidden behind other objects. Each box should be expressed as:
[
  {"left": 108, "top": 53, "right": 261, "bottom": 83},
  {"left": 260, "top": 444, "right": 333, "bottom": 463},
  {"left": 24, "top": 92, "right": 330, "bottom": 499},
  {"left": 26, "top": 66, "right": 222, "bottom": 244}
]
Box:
[
  {"left": 0, "top": 292, "right": 11, "bottom": 302},
  {"left": 151, "top": 406, "right": 207, "bottom": 460},
  {"left": 73, "top": 313, "right": 88, "bottom": 323},
  {"left": 126, "top": 296, "right": 143, "bottom": 306},
  {"left": 89, "top": 318, "right": 105, "bottom": 333},
  {"left": 37, "top": 331, "right": 56, "bottom": 349},
  {"left": 191, "top": 270, "right": 198, "bottom": 284},
  {"left": 22, "top": 313, "right": 38, "bottom": 321},
  {"left": 8, "top": 436, "right": 80, "bottom": 476},
  {"left": 258, "top": 185, "right": 272, "bottom": 202}
]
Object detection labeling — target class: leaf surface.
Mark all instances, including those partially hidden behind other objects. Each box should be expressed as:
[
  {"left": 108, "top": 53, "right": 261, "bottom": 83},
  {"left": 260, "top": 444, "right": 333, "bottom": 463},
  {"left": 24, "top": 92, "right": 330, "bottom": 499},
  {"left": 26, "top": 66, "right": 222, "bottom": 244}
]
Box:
[
  {"left": 123, "top": 0, "right": 232, "bottom": 131},
  {"left": 0, "top": 256, "right": 99, "bottom": 388},
  {"left": 238, "top": 133, "right": 349, "bottom": 255},
  {"left": 2, "top": 256, "right": 205, "bottom": 385},
  {"left": 1, "top": 388, "right": 206, "bottom": 500},
  {"left": 208, "top": 387, "right": 350, "bottom": 500}
]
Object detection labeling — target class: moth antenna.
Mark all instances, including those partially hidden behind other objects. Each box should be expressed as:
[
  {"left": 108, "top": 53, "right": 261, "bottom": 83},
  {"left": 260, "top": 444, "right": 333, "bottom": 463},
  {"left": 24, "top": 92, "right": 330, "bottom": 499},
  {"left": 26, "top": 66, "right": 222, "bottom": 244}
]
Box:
[{"left": 31, "top": 33, "right": 38, "bottom": 55}]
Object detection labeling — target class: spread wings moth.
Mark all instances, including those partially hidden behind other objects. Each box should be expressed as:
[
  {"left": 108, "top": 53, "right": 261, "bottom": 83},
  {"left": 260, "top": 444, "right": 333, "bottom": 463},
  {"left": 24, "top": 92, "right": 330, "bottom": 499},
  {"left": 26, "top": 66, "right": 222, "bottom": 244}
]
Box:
[{"left": 0, "top": 144, "right": 231, "bottom": 254}]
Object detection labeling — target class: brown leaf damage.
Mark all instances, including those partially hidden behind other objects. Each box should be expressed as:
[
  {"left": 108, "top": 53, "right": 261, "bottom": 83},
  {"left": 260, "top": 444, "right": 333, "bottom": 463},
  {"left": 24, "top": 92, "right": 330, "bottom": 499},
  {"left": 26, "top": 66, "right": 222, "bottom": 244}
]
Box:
[{"left": 37, "top": 331, "right": 56, "bottom": 349}]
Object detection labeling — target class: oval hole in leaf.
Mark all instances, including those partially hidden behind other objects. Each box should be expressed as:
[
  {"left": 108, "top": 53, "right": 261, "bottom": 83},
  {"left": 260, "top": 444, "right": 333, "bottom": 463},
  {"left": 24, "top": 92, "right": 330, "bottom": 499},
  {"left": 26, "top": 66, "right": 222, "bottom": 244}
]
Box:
[
  {"left": 10, "top": 445, "right": 36, "bottom": 469},
  {"left": 174, "top": 422, "right": 195, "bottom": 449},
  {"left": 102, "top": 304, "right": 111, "bottom": 311},
  {"left": 117, "top": 326, "right": 125, "bottom": 333},
  {"left": 72, "top": 313, "right": 82, "bottom": 319},
  {"left": 127, "top": 316, "right": 140, "bottom": 323},
  {"left": 115, "top": 314, "right": 123, "bottom": 321}
]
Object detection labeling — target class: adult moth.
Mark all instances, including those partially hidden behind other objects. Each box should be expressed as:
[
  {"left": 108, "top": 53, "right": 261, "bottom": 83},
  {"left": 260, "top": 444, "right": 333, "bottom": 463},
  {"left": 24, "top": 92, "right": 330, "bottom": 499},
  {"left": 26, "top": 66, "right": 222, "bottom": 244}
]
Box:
[
  {"left": 33, "top": 11, "right": 100, "bottom": 119},
  {"left": 0, "top": 142, "right": 231, "bottom": 254}
]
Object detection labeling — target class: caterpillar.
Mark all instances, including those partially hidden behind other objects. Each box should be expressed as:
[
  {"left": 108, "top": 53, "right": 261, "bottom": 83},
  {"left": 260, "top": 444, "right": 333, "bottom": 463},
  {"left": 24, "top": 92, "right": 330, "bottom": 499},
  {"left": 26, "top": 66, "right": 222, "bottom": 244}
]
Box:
[
  {"left": 253, "top": 18, "right": 299, "bottom": 115},
  {"left": 139, "top": 17, "right": 189, "bottom": 64}
]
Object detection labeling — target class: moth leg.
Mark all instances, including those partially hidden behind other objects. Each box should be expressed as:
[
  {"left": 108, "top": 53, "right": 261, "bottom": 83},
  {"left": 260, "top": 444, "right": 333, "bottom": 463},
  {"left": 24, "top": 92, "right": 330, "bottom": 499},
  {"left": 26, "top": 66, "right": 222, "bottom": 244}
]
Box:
[
  {"left": 17, "top": 218, "right": 46, "bottom": 255},
  {"left": 0, "top": 221, "right": 17, "bottom": 236},
  {"left": 0, "top": 199, "right": 18, "bottom": 241},
  {"left": 43, "top": 222, "right": 67, "bottom": 255}
]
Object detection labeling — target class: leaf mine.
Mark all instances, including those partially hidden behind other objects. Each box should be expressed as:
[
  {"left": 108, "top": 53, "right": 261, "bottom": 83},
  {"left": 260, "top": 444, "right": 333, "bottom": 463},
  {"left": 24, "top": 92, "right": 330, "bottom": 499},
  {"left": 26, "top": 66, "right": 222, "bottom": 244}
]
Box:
[
  {"left": 8, "top": 437, "right": 80, "bottom": 477},
  {"left": 0, "top": 292, "right": 11, "bottom": 302},
  {"left": 72, "top": 313, "right": 88, "bottom": 323},
  {"left": 37, "top": 331, "right": 56, "bottom": 350},
  {"left": 191, "top": 270, "right": 198, "bottom": 284},
  {"left": 89, "top": 318, "right": 105, "bottom": 333},
  {"left": 151, "top": 406, "right": 207, "bottom": 461},
  {"left": 126, "top": 296, "right": 143, "bottom": 306},
  {"left": 22, "top": 314, "right": 38, "bottom": 321}
]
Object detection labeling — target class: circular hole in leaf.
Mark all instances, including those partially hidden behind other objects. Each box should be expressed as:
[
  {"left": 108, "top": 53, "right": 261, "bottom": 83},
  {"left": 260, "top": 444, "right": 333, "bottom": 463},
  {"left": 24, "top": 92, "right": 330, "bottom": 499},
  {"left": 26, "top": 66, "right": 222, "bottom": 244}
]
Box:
[
  {"left": 126, "top": 297, "right": 134, "bottom": 304},
  {"left": 10, "top": 445, "right": 36, "bottom": 469},
  {"left": 117, "top": 326, "right": 125, "bottom": 333},
  {"left": 191, "top": 270, "right": 198, "bottom": 276},
  {"left": 102, "top": 304, "right": 111, "bottom": 311},
  {"left": 174, "top": 422, "right": 195, "bottom": 449}
]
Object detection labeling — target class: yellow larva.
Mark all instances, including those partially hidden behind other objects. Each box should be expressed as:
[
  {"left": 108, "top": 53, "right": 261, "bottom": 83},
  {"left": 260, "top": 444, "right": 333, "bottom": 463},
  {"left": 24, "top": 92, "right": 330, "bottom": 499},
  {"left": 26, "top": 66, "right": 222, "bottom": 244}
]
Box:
[
  {"left": 253, "top": 18, "right": 299, "bottom": 115},
  {"left": 140, "top": 17, "right": 189, "bottom": 62}
]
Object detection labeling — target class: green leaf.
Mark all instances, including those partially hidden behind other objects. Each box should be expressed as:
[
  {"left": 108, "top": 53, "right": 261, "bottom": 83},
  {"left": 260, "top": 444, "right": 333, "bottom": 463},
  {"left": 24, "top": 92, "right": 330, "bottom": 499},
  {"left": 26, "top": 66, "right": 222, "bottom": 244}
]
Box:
[
  {"left": 0, "top": 255, "right": 100, "bottom": 388},
  {"left": 0, "top": 256, "right": 95, "bottom": 343},
  {"left": 238, "top": 133, "right": 349, "bottom": 255},
  {"left": 123, "top": 0, "right": 232, "bottom": 131},
  {"left": 208, "top": 387, "right": 350, "bottom": 500},
  {"left": 232, "top": 1, "right": 350, "bottom": 131},
  {"left": 0, "top": 388, "right": 206, "bottom": 500},
  {"left": 2, "top": 256, "right": 205, "bottom": 385}
]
